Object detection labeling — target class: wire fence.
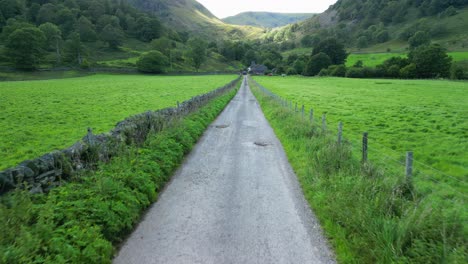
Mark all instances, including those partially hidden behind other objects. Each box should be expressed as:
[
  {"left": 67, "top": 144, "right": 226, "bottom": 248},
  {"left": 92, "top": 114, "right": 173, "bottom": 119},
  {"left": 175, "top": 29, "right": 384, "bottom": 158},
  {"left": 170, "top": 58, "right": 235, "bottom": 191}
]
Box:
[{"left": 249, "top": 77, "right": 467, "bottom": 199}]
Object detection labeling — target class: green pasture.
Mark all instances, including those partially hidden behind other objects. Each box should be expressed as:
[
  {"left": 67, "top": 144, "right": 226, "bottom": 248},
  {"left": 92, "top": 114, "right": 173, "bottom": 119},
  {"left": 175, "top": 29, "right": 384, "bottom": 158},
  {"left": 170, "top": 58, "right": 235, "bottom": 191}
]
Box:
[
  {"left": 346, "top": 51, "right": 468, "bottom": 67},
  {"left": 0, "top": 74, "right": 236, "bottom": 170},
  {"left": 253, "top": 76, "right": 467, "bottom": 195}
]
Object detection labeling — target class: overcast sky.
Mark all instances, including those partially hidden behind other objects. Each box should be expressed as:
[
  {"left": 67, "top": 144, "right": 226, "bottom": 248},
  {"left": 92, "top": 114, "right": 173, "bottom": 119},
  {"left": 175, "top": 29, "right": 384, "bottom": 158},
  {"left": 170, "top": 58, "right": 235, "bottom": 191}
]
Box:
[{"left": 196, "top": 0, "right": 338, "bottom": 19}]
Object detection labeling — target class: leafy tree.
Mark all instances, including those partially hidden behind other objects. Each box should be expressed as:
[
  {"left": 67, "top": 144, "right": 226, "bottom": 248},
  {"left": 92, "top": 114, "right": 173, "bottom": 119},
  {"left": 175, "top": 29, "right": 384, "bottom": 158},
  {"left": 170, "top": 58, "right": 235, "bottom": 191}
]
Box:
[
  {"left": 312, "top": 38, "right": 347, "bottom": 65},
  {"left": 63, "top": 32, "right": 86, "bottom": 65},
  {"left": 55, "top": 8, "right": 76, "bottom": 36},
  {"left": 408, "top": 31, "right": 431, "bottom": 49},
  {"left": 301, "top": 35, "right": 319, "bottom": 47},
  {"left": 5, "top": 27, "right": 46, "bottom": 69},
  {"left": 39, "top": 22, "right": 62, "bottom": 64},
  {"left": 26, "top": 3, "right": 41, "bottom": 23},
  {"left": 293, "top": 57, "right": 308, "bottom": 75},
  {"left": 151, "top": 37, "right": 173, "bottom": 55},
  {"left": 375, "top": 30, "right": 390, "bottom": 43},
  {"left": 36, "top": 3, "right": 56, "bottom": 25},
  {"left": 243, "top": 50, "right": 258, "bottom": 66},
  {"left": 136, "top": 51, "right": 169, "bottom": 73},
  {"left": 357, "top": 36, "right": 368, "bottom": 49},
  {"left": 136, "top": 16, "right": 162, "bottom": 42},
  {"left": 78, "top": 16, "right": 97, "bottom": 42},
  {"left": 0, "top": 0, "right": 23, "bottom": 20},
  {"left": 408, "top": 44, "right": 452, "bottom": 78},
  {"left": 303, "top": 52, "right": 332, "bottom": 76},
  {"left": 96, "top": 15, "right": 120, "bottom": 32},
  {"left": 100, "top": 24, "right": 124, "bottom": 49},
  {"left": 450, "top": 64, "right": 465, "bottom": 80},
  {"left": 187, "top": 37, "right": 207, "bottom": 71},
  {"left": 1, "top": 19, "right": 34, "bottom": 40}
]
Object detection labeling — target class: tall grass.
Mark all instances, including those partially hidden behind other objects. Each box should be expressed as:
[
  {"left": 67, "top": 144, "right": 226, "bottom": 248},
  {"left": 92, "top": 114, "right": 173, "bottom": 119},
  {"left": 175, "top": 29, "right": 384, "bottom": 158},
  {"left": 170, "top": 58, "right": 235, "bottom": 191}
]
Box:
[
  {"left": 250, "top": 80, "right": 466, "bottom": 263},
  {"left": 0, "top": 85, "right": 239, "bottom": 264}
]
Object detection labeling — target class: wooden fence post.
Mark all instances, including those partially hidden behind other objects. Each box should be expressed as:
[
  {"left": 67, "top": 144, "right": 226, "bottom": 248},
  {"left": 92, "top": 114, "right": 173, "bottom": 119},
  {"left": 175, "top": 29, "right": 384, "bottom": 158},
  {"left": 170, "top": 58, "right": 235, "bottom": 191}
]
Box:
[
  {"left": 301, "top": 105, "right": 305, "bottom": 119},
  {"left": 362, "top": 132, "right": 368, "bottom": 163},
  {"left": 295, "top": 102, "right": 298, "bottom": 112},
  {"left": 322, "top": 114, "right": 327, "bottom": 131},
  {"left": 177, "top": 101, "right": 180, "bottom": 109},
  {"left": 309, "top": 109, "right": 314, "bottom": 123},
  {"left": 338, "top": 122, "right": 343, "bottom": 145},
  {"left": 406, "top": 151, "right": 413, "bottom": 182}
]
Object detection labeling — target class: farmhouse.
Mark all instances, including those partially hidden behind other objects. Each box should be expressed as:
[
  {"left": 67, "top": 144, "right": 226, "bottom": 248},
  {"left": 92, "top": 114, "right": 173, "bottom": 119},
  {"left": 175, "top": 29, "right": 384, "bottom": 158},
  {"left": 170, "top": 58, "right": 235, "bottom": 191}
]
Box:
[{"left": 249, "top": 62, "right": 268, "bottom": 75}]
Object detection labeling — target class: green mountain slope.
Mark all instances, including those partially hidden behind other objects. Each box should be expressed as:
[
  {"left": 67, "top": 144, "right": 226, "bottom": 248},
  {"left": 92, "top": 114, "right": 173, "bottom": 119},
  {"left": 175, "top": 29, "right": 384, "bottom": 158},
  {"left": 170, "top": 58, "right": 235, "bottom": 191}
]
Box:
[
  {"left": 222, "top": 12, "right": 315, "bottom": 28},
  {"left": 126, "top": 0, "right": 263, "bottom": 40},
  {"left": 266, "top": 0, "right": 468, "bottom": 52}
]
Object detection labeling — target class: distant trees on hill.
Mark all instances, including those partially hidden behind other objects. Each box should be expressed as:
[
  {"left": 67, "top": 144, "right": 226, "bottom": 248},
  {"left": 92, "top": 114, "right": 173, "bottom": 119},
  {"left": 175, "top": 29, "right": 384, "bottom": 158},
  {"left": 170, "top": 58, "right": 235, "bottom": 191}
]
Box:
[{"left": 0, "top": 0, "right": 167, "bottom": 69}]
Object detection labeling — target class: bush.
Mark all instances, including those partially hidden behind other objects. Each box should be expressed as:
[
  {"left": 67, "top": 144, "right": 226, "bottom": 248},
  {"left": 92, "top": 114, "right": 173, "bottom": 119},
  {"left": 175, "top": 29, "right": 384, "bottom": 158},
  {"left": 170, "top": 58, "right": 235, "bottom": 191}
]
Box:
[
  {"left": 328, "top": 64, "right": 346, "bottom": 77},
  {"left": 136, "top": 51, "right": 169, "bottom": 73},
  {"left": 450, "top": 64, "right": 466, "bottom": 80},
  {"left": 408, "top": 44, "right": 452, "bottom": 78},
  {"left": 303, "top": 52, "right": 332, "bottom": 76},
  {"left": 400, "top": 63, "right": 417, "bottom": 79},
  {"left": 346, "top": 67, "right": 375, "bottom": 78}
]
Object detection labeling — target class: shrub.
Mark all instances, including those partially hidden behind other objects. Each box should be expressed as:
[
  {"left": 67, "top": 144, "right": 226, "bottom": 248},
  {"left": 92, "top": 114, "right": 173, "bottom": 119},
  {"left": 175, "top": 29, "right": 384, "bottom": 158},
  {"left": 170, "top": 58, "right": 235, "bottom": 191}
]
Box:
[
  {"left": 408, "top": 44, "right": 452, "bottom": 78},
  {"left": 400, "top": 63, "right": 417, "bottom": 79},
  {"left": 303, "top": 52, "right": 332, "bottom": 76},
  {"left": 136, "top": 51, "right": 169, "bottom": 73},
  {"left": 328, "top": 64, "right": 346, "bottom": 77},
  {"left": 450, "top": 64, "right": 465, "bottom": 80},
  {"left": 346, "top": 67, "right": 365, "bottom": 78}
]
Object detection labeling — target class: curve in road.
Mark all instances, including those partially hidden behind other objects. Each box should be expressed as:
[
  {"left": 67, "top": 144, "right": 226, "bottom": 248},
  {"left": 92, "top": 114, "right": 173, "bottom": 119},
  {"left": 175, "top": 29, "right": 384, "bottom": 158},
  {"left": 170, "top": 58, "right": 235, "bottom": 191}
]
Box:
[{"left": 114, "top": 77, "right": 335, "bottom": 264}]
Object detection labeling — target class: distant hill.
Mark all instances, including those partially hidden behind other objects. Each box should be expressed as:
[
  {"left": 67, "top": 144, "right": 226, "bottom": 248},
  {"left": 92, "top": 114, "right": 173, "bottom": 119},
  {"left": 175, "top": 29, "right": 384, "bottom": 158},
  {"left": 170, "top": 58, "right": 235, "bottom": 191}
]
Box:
[
  {"left": 223, "top": 12, "right": 315, "bottom": 28},
  {"left": 126, "top": 0, "right": 263, "bottom": 40},
  {"left": 265, "top": 0, "right": 468, "bottom": 52}
]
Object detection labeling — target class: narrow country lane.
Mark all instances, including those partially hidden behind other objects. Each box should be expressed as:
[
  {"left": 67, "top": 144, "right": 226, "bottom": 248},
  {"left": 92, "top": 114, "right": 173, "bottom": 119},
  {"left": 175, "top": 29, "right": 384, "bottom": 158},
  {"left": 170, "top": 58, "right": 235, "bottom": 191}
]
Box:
[{"left": 114, "top": 77, "right": 335, "bottom": 264}]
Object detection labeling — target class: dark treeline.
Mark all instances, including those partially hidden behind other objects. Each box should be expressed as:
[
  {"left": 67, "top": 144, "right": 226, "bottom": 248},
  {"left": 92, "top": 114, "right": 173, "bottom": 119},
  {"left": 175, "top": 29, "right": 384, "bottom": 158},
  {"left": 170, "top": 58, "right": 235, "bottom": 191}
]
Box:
[{"left": 0, "top": 0, "right": 188, "bottom": 69}]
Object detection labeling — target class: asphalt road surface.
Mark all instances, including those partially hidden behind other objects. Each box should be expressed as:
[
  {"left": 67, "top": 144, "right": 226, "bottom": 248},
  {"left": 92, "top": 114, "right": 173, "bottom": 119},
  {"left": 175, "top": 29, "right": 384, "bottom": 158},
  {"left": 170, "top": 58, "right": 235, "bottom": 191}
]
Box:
[{"left": 114, "top": 77, "right": 335, "bottom": 264}]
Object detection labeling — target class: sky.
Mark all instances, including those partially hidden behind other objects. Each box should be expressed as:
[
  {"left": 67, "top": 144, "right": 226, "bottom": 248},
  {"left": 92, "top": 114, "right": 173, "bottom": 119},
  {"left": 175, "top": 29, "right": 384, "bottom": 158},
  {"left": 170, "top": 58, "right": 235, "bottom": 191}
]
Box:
[{"left": 196, "top": 0, "right": 338, "bottom": 19}]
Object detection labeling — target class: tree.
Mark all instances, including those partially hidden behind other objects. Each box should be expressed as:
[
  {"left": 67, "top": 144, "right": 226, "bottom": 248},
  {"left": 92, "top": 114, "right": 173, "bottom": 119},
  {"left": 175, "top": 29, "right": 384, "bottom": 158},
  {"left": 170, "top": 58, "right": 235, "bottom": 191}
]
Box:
[
  {"left": 312, "top": 38, "right": 347, "bottom": 65},
  {"left": 408, "top": 31, "right": 431, "bottom": 49},
  {"left": 39, "top": 22, "right": 62, "bottom": 64},
  {"left": 303, "top": 52, "right": 332, "bottom": 76},
  {"left": 187, "top": 37, "right": 207, "bottom": 71},
  {"left": 357, "top": 36, "right": 368, "bottom": 49},
  {"left": 78, "top": 16, "right": 97, "bottom": 42},
  {"left": 136, "top": 16, "right": 163, "bottom": 42},
  {"left": 5, "top": 27, "right": 46, "bottom": 69},
  {"left": 136, "top": 51, "right": 169, "bottom": 73},
  {"left": 408, "top": 44, "right": 452, "bottom": 78},
  {"left": 36, "top": 3, "right": 56, "bottom": 25},
  {"left": 63, "top": 32, "right": 86, "bottom": 65},
  {"left": 151, "top": 37, "right": 173, "bottom": 55},
  {"left": 0, "top": 0, "right": 23, "bottom": 20},
  {"left": 100, "top": 24, "right": 124, "bottom": 49}
]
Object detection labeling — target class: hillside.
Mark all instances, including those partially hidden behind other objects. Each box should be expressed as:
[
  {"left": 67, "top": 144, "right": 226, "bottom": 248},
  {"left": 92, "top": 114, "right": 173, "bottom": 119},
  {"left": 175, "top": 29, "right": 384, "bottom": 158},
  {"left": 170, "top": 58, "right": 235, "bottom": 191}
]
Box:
[
  {"left": 126, "top": 0, "right": 263, "bottom": 40},
  {"left": 223, "top": 12, "right": 315, "bottom": 28},
  {"left": 0, "top": 0, "right": 260, "bottom": 72},
  {"left": 265, "top": 0, "right": 468, "bottom": 52}
]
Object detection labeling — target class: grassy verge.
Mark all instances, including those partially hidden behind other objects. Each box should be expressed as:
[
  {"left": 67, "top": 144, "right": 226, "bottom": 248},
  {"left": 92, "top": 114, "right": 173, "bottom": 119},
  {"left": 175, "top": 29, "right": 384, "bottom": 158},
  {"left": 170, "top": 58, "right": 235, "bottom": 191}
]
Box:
[
  {"left": 0, "top": 85, "right": 238, "bottom": 264},
  {"left": 250, "top": 79, "right": 466, "bottom": 263}
]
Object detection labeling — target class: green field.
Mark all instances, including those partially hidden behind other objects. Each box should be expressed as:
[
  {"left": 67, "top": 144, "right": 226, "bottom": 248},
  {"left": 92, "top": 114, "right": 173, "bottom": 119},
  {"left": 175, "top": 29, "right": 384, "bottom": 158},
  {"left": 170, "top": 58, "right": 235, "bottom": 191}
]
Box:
[
  {"left": 346, "top": 51, "right": 468, "bottom": 67},
  {"left": 0, "top": 74, "right": 236, "bottom": 170},
  {"left": 253, "top": 76, "right": 467, "bottom": 195}
]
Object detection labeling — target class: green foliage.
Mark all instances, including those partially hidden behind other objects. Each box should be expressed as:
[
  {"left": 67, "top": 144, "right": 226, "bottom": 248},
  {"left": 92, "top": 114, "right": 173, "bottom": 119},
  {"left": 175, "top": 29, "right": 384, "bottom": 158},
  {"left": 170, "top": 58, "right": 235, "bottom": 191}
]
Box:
[
  {"left": 5, "top": 26, "right": 46, "bottom": 70},
  {"left": 77, "top": 16, "right": 97, "bottom": 42},
  {"left": 0, "top": 82, "right": 239, "bottom": 263},
  {"left": 100, "top": 24, "right": 124, "bottom": 49},
  {"left": 312, "top": 38, "right": 348, "bottom": 65},
  {"left": 251, "top": 77, "right": 467, "bottom": 263},
  {"left": 136, "top": 51, "right": 169, "bottom": 73},
  {"left": 151, "top": 37, "right": 174, "bottom": 55},
  {"left": 409, "top": 31, "right": 431, "bottom": 49},
  {"left": 408, "top": 44, "right": 452, "bottom": 78},
  {"left": 187, "top": 37, "right": 208, "bottom": 71},
  {"left": 0, "top": 75, "right": 236, "bottom": 170},
  {"left": 303, "top": 52, "right": 331, "bottom": 76}
]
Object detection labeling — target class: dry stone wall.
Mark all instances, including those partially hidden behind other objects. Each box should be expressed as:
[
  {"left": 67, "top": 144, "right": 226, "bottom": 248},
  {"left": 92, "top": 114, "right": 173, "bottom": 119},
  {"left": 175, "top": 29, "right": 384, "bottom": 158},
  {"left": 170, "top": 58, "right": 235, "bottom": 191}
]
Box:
[{"left": 0, "top": 77, "right": 241, "bottom": 195}]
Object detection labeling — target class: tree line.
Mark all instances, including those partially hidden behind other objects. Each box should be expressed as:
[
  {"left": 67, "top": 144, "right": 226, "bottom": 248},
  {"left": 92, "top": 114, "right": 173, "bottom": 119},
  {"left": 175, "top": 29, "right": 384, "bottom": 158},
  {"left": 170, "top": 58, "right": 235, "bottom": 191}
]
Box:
[{"left": 0, "top": 0, "right": 173, "bottom": 69}]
